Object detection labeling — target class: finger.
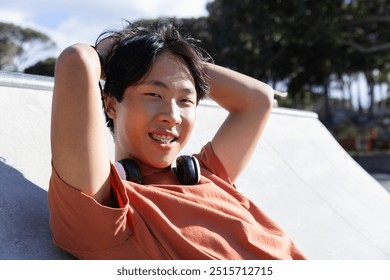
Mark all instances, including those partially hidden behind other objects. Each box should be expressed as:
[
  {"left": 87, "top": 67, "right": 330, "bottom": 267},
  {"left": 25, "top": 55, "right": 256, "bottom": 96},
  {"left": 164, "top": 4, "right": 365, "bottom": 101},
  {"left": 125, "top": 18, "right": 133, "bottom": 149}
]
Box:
[{"left": 274, "top": 90, "right": 288, "bottom": 97}]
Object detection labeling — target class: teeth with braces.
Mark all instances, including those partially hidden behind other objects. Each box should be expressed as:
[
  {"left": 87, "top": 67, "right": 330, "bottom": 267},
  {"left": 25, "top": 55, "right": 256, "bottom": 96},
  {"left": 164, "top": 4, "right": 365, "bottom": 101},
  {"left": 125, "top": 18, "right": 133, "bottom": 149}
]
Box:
[{"left": 151, "top": 134, "right": 175, "bottom": 144}]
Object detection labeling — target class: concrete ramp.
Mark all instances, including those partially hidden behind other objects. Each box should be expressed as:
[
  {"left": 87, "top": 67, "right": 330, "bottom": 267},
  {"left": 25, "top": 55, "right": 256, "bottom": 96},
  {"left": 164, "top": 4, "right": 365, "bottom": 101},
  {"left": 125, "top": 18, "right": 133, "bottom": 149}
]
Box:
[
  {"left": 0, "top": 72, "right": 73, "bottom": 259},
  {"left": 1, "top": 71, "right": 390, "bottom": 259}
]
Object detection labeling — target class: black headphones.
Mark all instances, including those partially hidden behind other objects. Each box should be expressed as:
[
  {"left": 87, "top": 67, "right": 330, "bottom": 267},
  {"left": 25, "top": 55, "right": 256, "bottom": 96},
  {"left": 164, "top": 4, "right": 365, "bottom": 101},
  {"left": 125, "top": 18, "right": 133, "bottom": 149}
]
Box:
[{"left": 115, "top": 155, "right": 201, "bottom": 185}]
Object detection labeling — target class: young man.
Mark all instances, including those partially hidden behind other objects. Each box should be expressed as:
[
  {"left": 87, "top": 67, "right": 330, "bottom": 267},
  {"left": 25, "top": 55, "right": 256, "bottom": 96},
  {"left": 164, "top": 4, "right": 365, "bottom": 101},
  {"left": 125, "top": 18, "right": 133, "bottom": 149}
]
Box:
[{"left": 48, "top": 22, "right": 306, "bottom": 259}]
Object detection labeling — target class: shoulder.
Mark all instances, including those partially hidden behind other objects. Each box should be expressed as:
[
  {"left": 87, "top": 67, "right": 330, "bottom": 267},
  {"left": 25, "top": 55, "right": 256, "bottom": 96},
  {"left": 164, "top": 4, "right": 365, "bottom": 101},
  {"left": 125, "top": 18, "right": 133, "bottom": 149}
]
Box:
[{"left": 194, "top": 142, "right": 233, "bottom": 185}]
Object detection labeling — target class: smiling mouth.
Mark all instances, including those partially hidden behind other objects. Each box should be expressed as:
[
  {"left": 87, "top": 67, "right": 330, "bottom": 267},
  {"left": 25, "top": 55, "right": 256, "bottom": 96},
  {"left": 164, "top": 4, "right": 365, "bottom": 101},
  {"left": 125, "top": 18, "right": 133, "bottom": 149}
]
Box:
[{"left": 149, "top": 133, "right": 177, "bottom": 145}]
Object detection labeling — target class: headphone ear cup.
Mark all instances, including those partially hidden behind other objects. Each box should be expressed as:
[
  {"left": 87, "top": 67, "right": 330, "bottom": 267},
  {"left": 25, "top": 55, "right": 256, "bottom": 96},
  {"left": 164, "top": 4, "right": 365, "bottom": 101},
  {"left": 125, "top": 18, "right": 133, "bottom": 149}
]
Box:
[
  {"left": 175, "top": 156, "right": 201, "bottom": 185},
  {"left": 117, "top": 159, "right": 142, "bottom": 184}
]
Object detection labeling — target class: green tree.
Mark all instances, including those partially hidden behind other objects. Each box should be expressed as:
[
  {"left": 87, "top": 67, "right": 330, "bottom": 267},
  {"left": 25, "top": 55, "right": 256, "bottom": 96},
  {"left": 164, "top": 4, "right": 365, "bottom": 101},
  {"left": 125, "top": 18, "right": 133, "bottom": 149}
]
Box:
[
  {"left": 0, "top": 22, "right": 55, "bottom": 71},
  {"left": 337, "top": 0, "right": 390, "bottom": 116},
  {"left": 205, "top": 0, "right": 390, "bottom": 126},
  {"left": 206, "top": 1, "right": 345, "bottom": 107},
  {"left": 24, "top": 57, "right": 56, "bottom": 77}
]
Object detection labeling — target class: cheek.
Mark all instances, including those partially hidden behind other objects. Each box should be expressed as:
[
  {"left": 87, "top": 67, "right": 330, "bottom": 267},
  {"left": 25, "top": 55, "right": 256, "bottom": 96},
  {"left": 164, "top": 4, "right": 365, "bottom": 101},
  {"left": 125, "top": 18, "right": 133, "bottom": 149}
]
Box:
[
  {"left": 181, "top": 109, "right": 197, "bottom": 138},
  {"left": 115, "top": 105, "right": 147, "bottom": 138}
]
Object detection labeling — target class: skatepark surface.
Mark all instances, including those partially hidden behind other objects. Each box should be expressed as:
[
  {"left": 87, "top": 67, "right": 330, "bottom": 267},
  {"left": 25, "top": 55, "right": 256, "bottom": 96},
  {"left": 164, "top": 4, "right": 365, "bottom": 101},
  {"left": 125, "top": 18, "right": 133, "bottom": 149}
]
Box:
[{"left": 1, "top": 71, "right": 390, "bottom": 260}]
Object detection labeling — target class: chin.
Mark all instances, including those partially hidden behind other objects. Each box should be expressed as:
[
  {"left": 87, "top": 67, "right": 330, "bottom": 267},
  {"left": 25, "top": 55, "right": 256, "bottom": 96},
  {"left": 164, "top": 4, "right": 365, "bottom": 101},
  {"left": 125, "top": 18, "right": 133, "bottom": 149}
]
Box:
[{"left": 147, "top": 156, "right": 175, "bottom": 169}]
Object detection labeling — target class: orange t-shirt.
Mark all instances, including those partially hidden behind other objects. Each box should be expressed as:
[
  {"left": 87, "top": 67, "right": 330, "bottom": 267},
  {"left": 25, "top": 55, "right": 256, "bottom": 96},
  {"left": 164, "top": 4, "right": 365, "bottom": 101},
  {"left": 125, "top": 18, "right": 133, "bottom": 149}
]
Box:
[{"left": 48, "top": 142, "right": 306, "bottom": 259}]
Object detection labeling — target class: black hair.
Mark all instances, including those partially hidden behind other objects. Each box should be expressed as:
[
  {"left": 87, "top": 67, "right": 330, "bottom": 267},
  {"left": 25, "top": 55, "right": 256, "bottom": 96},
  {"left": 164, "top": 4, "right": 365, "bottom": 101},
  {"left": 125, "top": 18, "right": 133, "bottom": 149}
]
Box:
[{"left": 95, "top": 21, "right": 212, "bottom": 134}]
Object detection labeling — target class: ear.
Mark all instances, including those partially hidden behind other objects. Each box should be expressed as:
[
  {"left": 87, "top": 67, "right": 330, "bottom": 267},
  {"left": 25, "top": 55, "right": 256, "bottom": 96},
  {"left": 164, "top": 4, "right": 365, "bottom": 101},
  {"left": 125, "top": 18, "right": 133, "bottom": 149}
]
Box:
[{"left": 104, "top": 95, "right": 117, "bottom": 119}]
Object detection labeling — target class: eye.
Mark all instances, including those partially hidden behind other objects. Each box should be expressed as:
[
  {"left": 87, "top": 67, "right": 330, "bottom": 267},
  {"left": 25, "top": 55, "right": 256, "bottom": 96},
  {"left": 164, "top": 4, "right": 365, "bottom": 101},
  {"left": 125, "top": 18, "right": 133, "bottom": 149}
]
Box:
[
  {"left": 145, "top": 93, "right": 162, "bottom": 99},
  {"left": 179, "top": 91, "right": 196, "bottom": 105},
  {"left": 180, "top": 98, "right": 196, "bottom": 106}
]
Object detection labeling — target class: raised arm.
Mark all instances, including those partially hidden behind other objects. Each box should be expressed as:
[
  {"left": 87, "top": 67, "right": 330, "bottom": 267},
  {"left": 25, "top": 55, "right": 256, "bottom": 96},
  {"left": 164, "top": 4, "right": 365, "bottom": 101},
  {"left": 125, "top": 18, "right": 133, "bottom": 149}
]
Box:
[
  {"left": 207, "top": 63, "right": 274, "bottom": 183},
  {"left": 51, "top": 44, "right": 111, "bottom": 203}
]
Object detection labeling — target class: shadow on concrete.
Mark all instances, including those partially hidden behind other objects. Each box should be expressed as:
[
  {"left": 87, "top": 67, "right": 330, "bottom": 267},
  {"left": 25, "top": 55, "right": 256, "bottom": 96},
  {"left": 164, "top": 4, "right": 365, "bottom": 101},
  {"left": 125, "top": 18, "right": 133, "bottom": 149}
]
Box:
[{"left": 0, "top": 158, "right": 74, "bottom": 259}]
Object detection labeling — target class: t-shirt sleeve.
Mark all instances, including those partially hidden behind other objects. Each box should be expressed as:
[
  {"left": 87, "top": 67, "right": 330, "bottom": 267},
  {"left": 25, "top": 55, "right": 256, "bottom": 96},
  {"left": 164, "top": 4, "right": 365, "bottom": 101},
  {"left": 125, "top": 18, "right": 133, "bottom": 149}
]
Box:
[
  {"left": 194, "top": 142, "right": 234, "bottom": 186},
  {"left": 48, "top": 162, "right": 137, "bottom": 255}
]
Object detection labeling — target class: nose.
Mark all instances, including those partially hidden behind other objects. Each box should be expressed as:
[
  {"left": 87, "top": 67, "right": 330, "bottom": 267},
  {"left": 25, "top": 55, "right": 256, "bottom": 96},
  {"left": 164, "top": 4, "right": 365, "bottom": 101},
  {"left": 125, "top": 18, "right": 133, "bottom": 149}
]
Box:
[{"left": 158, "top": 99, "right": 182, "bottom": 125}]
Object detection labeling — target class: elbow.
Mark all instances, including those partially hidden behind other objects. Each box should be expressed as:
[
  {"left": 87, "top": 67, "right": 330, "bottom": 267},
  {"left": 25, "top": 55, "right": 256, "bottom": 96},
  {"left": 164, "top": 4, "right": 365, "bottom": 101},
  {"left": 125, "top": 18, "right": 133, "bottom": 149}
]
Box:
[
  {"left": 56, "top": 44, "right": 84, "bottom": 69},
  {"left": 262, "top": 84, "right": 275, "bottom": 108},
  {"left": 252, "top": 83, "right": 274, "bottom": 113},
  {"left": 55, "top": 44, "right": 100, "bottom": 77}
]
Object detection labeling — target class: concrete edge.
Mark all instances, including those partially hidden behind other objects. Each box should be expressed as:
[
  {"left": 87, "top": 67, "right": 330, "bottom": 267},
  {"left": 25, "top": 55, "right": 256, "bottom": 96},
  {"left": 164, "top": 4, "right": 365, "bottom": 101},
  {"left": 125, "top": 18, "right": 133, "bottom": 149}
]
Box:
[
  {"left": 0, "top": 71, "right": 54, "bottom": 91},
  {"left": 201, "top": 98, "right": 318, "bottom": 119}
]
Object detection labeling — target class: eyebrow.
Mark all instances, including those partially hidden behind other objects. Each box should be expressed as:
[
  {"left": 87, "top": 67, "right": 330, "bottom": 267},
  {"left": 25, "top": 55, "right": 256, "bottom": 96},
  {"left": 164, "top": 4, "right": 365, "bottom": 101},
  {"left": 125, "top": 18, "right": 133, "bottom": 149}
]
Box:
[
  {"left": 139, "top": 79, "right": 196, "bottom": 95},
  {"left": 141, "top": 79, "right": 168, "bottom": 89}
]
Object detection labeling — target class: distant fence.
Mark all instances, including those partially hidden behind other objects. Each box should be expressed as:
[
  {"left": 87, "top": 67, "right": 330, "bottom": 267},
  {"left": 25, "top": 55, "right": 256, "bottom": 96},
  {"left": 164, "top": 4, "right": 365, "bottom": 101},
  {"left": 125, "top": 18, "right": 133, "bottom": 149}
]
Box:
[{"left": 353, "top": 154, "right": 390, "bottom": 174}]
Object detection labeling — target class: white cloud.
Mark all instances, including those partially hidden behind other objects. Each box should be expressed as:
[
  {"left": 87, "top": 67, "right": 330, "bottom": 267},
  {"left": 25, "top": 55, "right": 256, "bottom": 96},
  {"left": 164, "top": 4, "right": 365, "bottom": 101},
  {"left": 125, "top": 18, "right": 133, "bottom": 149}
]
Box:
[{"left": 0, "top": 9, "right": 27, "bottom": 25}]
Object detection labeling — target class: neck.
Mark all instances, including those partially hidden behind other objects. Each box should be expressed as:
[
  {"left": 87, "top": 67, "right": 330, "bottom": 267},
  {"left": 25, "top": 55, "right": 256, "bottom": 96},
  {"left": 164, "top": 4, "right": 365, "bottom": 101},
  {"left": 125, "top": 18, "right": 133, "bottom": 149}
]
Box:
[{"left": 137, "top": 160, "right": 172, "bottom": 178}]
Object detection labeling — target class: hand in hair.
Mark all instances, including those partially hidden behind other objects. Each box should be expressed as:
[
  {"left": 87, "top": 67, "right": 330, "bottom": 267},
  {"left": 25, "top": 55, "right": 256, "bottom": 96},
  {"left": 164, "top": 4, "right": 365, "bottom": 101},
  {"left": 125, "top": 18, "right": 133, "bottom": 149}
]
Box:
[{"left": 94, "top": 37, "right": 120, "bottom": 80}]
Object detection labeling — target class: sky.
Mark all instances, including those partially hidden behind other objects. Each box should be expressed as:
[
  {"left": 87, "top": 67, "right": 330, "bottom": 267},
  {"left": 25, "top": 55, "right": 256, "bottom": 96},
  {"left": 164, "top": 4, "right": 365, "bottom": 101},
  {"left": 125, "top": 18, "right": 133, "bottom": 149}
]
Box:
[{"left": 0, "top": 0, "right": 210, "bottom": 65}]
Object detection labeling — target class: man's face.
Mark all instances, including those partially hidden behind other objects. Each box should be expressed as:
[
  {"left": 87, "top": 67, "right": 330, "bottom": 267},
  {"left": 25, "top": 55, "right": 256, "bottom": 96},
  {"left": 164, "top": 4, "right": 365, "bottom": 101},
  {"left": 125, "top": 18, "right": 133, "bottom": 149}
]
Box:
[{"left": 108, "top": 52, "right": 197, "bottom": 170}]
